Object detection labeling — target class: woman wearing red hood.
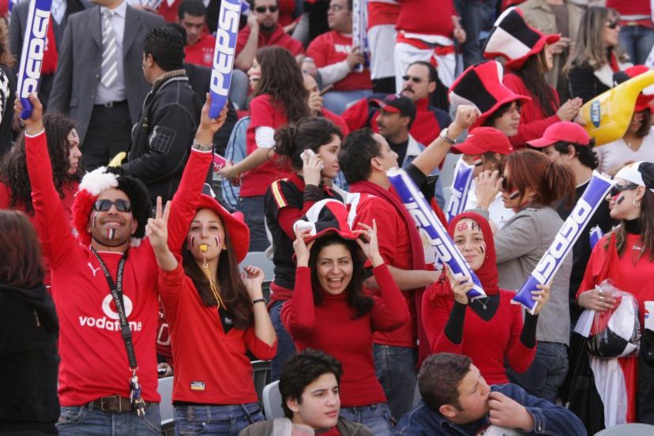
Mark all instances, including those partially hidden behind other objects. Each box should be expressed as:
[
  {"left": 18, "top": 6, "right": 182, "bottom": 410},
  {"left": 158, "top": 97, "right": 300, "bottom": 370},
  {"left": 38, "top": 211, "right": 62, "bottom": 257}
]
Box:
[{"left": 422, "top": 212, "right": 550, "bottom": 385}]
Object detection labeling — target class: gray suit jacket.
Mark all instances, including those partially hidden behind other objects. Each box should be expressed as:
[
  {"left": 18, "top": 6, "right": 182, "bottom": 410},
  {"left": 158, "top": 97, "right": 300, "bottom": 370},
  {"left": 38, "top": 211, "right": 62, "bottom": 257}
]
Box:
[
  {"left": 9, "top": 0, "right": 90, "bottom": 107},
  {"left": 48, "top": 4, "right": 164, "bottom": 142}
]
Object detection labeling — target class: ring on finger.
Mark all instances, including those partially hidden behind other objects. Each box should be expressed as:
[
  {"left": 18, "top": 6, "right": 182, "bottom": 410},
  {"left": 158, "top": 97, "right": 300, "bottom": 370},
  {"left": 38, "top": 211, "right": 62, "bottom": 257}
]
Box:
[{"left": 599, "top": 295, "right": 604, "bottom": 301}]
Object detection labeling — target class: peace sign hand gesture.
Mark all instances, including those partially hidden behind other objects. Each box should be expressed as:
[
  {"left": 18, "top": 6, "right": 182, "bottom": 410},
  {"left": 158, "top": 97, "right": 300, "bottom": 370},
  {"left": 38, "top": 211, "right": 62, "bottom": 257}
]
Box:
[{"left": 147, "top": 197, "right": 178, "bottom": 271}]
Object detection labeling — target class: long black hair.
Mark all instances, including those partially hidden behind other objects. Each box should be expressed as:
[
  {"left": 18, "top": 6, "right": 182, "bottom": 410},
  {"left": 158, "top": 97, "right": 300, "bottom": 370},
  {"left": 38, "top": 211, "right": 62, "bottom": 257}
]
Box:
[{"left": 308, "top": 233, "right": 373, "bottom": 319}]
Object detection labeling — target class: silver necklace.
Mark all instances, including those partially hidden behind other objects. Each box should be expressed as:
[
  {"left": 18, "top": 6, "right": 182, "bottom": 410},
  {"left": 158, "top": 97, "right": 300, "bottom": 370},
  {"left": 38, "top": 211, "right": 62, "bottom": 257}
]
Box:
[{"left": 475, "top": 296, "right": 490, "bottom": 310}]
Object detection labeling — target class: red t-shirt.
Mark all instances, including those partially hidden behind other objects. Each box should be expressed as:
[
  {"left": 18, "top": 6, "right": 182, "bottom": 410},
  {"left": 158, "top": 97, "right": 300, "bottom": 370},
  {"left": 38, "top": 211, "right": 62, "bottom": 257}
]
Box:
[
  {"left": 236, "top": 25, "right": 304, "bottom": 57},
  {"left": 25, "top": 131, "right": 212, "bottom": 406},
  {"left": 282, "top": 265, "right": 409, "bottom": 407},
  {"left": 184, "top": 34, "right": 216, "bottom": 68},
  {"left": 306, "top": 31, "right": 373, "bottom": 92},
  {"left": 240, "top": 95, "right": 292, "bottom": 197}
]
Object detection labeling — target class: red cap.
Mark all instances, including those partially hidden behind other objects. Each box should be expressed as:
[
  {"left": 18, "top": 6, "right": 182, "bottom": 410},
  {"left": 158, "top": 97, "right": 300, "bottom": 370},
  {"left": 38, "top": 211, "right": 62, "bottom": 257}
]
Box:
[
  {"left": 527, "top": 121, "right": 591, "bottom": 148},
  {"left": 451, "top": 127, "right": 514, "bottom": 155}
]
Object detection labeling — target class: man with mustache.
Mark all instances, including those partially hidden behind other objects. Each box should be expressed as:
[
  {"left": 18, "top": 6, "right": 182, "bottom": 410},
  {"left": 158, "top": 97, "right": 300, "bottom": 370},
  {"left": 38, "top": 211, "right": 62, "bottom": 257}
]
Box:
[
  {"left": 342, "top": 61, "right": 450, "bottom": 147},
  {"left": 20, "top": 93, "right": 227, "bottom": 434}
]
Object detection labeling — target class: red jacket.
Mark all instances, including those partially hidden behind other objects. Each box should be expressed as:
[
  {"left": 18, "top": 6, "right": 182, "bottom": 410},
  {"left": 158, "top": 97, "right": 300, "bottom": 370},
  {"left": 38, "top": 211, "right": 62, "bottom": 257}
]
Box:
[{"left": 236, "top": 25, "right": 304, "bottom": 57}]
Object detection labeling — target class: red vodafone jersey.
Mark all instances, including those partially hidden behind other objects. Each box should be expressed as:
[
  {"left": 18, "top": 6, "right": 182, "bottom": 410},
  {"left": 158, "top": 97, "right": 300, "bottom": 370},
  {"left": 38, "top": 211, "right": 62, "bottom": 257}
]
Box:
[{"left": 306, "top": 31, "right": 372, "bottom": 92}]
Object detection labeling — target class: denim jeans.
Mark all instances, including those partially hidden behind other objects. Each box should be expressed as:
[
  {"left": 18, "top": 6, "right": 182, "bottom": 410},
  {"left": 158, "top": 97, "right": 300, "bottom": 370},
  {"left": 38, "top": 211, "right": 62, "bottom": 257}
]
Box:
[
  {"left": 619, "top": 25, "right": 654, "bottom": 66},
  {"left": 269, "top": 300, "right": 297, "bottom": 382},
  {"left": 339, "top": 403, "right": 394, "bottom": 436},
  {"left": 174, "top": 403, "right": 263, "bottom": 436},
  {"left": 237, "top": 196, "right": 269, "bottom": 252},
  {"left": 56, "top": 403, "right": 161, "bottom": 435},
  {"left": 508, "top": 342, "right": 569, "bottom": 404},
  {"left": 373, "top": 344, "right": 417, "bottom": 421}
]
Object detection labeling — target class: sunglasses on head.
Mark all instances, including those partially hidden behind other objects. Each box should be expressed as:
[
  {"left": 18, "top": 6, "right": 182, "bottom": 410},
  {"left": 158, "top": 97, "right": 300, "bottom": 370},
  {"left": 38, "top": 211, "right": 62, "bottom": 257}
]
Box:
[
  {"left": 255, "top": 5, "right": 278, "bottom": 13},
  {"left": 402, "top": 75, "right": 424, "bottom": 84},
  {"left": 609, "top": 183, "right": 638, "bottom": 197},
  {"left": 607, "top": 19, "right": 619, "bottom": 29},
  {"left": 93, "top": 199, "right": 132, "bottom": 212}
]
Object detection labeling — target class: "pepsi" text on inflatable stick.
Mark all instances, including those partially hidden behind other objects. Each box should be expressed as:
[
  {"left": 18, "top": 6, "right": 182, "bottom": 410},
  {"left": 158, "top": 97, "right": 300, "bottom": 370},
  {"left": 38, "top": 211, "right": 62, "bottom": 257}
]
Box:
[
  {"left": 351, "top": 0, "right": 368, "bottom": 73},
  {"left": 209, "top": 0, "right": 241, "bottom": 118},
  {"left": 446, "top": 158, "right": 474, "bottom": 221},
  {"left": 16, "top": 0, "right": 52, "bottom": 119},
  {"left": 388, "top": 168, "right": 486, "bottom": 300},
  {"left": 512, "top": 172, "right": 614, "bottom": 313}
]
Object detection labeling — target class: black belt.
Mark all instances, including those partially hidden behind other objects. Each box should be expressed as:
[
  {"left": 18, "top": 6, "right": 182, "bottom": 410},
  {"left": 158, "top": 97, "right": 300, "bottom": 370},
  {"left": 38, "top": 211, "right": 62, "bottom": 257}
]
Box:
[
  {"left": 96, "top": 100, "right": 127, "bottom": 108},
  {"left": 91, "top": 395, "right": 151, "bottom": 413}
]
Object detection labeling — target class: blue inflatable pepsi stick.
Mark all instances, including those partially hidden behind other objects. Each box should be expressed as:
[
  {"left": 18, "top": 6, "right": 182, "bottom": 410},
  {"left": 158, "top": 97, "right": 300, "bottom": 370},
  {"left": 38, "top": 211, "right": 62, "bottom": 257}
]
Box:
[
  {"left": 589, "top": 225, "right": 604, "bottom": 250},
  {"left": 387, "top": 168, "right": 486, "bottom": 300},
  {"left": 16, "top": 0, "right": 52, "bottom": 120},
  {"left": 446, "top": 158, "right": 474, "bottom": 221},
  {"left": 209, "top": 0, "right": 241, "bottom": 119},
  {"left": 512, "top": 172, "right": 614, "bottom": 313}
]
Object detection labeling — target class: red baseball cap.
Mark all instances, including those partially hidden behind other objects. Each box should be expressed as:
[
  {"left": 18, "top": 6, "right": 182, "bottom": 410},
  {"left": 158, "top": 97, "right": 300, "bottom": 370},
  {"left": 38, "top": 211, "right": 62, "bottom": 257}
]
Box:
[
  {"left": 451, "top": 127, "right": 514, "bottom": 155},
  {"left": 527, "top": 121, "right": 591, "bottom": 148}
]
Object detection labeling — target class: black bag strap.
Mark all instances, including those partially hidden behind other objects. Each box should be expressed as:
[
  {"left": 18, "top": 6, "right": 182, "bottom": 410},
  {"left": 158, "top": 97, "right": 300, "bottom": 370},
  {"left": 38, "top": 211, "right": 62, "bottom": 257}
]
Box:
[{"left": 90, "top": 248, "right": 137, "bottom": 370}]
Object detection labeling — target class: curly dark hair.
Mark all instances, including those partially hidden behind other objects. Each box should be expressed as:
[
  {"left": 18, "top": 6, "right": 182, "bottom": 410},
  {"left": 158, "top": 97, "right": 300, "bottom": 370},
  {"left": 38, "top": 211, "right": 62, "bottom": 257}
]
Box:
[
  {"left": 253, "top": 46, "right": 310, "bottom": 124},
  {"left": 182, "top": 228, "right": 254, "bottom": 329},
  {"left": 0, "top": 114, "right": 81, "bottom": 214},
  {"left": 308, "top": 233, "right": 373, "bottom": 319}
]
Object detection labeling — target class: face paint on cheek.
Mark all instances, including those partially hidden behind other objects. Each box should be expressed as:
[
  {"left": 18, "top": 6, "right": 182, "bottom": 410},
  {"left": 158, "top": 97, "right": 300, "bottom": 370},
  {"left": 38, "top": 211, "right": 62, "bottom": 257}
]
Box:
[
  {"left": 473, "top": 158, "right": 483, "bottom": 167},
  {"left": 507, "top": 190, "right": 520, "bottom": 200},
  {"left": 616, "top": 195, "right": 625, "bottom": 205},
  {"left": 215, "top": 236, "right": 221, "bottom": 248},
  {"left": 92, "top": 212, "right": 98, "bottom": 228},
  {"left": 188, "top": 235, "right": 195, "bottom": 249},
  {"left": 479, "top": 243, "right": 486, "bottom": 254}
]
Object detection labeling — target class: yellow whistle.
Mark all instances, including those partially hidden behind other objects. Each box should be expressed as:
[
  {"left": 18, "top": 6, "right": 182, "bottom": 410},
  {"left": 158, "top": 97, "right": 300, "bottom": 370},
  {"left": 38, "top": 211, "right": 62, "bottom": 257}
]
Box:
[
  {"left": 581, "top": 70, "right": 654, "bottom": 146},
  {"left": 199, "top": 244, "right": 208, "bottom": 252},
  {"left": 108, "top": 152, "right": 126, "bottom": 167}
]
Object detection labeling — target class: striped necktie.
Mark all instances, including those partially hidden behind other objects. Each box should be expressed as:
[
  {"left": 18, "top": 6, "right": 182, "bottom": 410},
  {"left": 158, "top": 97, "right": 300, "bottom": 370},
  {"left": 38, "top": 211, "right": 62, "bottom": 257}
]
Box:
[{"left": 101, "top": 9, "right": 118, "bottom": 88}]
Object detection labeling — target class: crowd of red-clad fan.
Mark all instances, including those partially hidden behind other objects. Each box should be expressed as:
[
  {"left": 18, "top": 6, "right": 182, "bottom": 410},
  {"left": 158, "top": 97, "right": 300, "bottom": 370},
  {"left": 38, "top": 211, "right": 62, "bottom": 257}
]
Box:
[{"left": 2, "top": 0, "right": 654, "bottom": 435}]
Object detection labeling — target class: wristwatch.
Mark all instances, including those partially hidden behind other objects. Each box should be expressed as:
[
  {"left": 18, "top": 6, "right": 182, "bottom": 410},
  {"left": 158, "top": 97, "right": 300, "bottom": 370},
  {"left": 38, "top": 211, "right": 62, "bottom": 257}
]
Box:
[{"left": 439, "top": 128, "right": 456, "bottom": 145}]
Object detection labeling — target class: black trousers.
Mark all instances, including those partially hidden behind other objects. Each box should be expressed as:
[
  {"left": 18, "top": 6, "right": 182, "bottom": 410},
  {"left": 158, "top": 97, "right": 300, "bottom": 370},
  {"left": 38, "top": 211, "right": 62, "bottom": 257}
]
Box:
[{"left": 82, "top": 102, "right": 132, "bottom": 171}]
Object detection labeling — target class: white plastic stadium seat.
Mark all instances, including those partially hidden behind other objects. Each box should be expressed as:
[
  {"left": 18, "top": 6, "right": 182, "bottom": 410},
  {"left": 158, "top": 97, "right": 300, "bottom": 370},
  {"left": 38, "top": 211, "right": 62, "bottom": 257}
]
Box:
[{"left": 262, "top": 380, "right": 284, "bottom": 420}]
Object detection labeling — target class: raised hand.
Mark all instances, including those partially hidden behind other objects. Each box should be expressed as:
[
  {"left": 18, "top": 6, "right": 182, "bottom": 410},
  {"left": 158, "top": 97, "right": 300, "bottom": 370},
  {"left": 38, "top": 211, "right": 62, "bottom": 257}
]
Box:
[
  {"left": 293, "top": 228, "right": 313, "bottom": 267},
  {"left": 195, "top": 93, "right": 229, "bottom": 146},
  {"left": 241, "top": 265, "right": 265, "bottom": 300},
  {"left": 444, "top": 263, "right": 472, "bottom": 305},
  {"left": 475, "top": 170, "right": 502, "bottom": 210},
  {"left": 557, "top": 97, "right": 583, "bottom": 121},
  {"left": 531, "top": 283, "right": 551, "bottom": 315},
  {"left": 146, "top": 196, "right": 171, "bottom": 254},
  {"left": 451, "top": 105, "right": 481, "bottom": 136},
  {"left": 356, "top": 220, "right": 384, "bottom": 267},
  {"left": 302, "top": 149, "right": 324, "bottom": 186},
  {"left": 14, "top": 93, "right": 44, "bottom": 135}
]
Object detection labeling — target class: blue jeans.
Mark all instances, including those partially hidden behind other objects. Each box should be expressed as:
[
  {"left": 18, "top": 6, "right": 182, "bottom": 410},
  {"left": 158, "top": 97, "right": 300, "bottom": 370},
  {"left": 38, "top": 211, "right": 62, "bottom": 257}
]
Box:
[
  {"left": 237, "top": 196, "right": 269, "bottom": 252},
  {"left": 508, "top": 342, "right": 568, "bottom": 404},
  {"left": 619, "top": 25, "right": 654, "bottom": 66},
  {"left": 339, "top": 403, "right": 394, "bottom": 436},
  {"left": 56, "top": 403, "right": 161, "bottom": 435},
  {"left": 373, "top": 344, "right": 417, "bottom": 422},
  {"left": 174, "top": 403, "right": 263, "bottom": 436},
  {"left": 269, "top": 300, "right": 297, "bottom": 382}
]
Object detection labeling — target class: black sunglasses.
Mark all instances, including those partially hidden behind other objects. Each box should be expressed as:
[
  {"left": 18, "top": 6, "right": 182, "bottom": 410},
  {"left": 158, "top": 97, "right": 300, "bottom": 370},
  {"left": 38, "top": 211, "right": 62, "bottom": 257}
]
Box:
[
  {"left": 93, "top": 199, "right": 132, "bottom": 212},
  {"left": 402, "top": 75, "right": 424, "bottom": 84},
  {"left": 255, "top": 5, "right": 278, "bottom": 13},
  {"left": 607, "top": 19, "right": 619, "bottom": 29},
  {"left": 609, "top": 183, "right": 638, "bottom": 197}
]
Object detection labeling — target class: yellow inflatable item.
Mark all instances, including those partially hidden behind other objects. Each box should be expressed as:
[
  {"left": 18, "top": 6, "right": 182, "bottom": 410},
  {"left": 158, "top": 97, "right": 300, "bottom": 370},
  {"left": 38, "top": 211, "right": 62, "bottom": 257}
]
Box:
[
  {"left": 107, "top": 152, "right": 126, "bottom": 167},
  {"left": 581, "top": 70, "right": 654, "bottom": 146}
]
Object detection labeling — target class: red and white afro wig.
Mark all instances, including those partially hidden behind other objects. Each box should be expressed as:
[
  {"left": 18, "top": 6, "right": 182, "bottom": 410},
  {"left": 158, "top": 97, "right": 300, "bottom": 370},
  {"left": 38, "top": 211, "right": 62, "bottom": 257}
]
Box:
[{"left": 72, "top": 166, "right": 152, "bottom": 246}]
